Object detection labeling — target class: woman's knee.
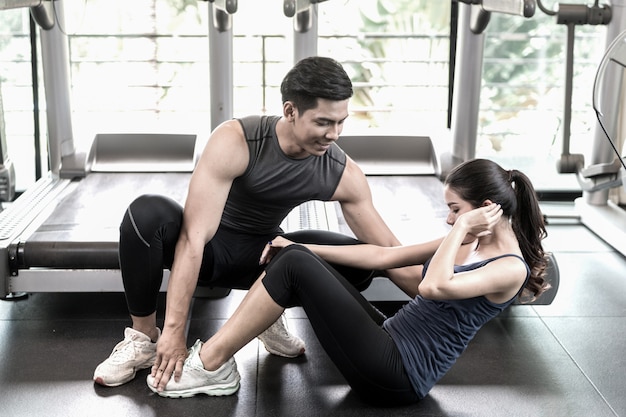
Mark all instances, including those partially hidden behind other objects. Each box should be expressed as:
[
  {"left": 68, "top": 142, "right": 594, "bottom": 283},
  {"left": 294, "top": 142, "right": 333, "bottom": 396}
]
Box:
[
  {"left": 270, "top": 244, "right": 318, "bottom": 268},
  {"left": 283, "top": 230, "right": 362, "bottom": 245},
  {"left": 263, "top": 245, "right": 321, "bottom": 307},
  {"left": 268, "top": 245, "right": 337, "bottom": 289}
]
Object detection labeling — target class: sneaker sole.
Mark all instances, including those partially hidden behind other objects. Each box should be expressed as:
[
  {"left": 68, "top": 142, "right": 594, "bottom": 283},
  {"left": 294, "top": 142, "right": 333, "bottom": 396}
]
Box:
[
  {"left": 93, "top": 362, "right": 154, "bottom": 387},
  {"left": 148, "top": 381, "right": 240, "bottom": 398},
  {"left": 94, "top": 376, "right": 130, "bottom": 387},
  {"left": 261, "top": 343, "right": 305, "bottom": 358}
]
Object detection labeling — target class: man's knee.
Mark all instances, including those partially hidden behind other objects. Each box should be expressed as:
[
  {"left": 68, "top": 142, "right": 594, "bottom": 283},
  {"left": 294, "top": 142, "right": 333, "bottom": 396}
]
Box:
[
  {"left": 130, "top": 194, "right": 181, "bottom": 220},
  {"left": 123, "top": 194, "right": 183, "bottom": 233},
  {"left": 127, "top": 194, "right": 183, "bottom": 223}
]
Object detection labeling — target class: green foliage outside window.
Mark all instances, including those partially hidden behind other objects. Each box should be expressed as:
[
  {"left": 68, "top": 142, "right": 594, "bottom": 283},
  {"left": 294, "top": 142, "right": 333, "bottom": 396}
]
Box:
[{"left": 0, "top": 0, "right": 608, "bottom": 192}]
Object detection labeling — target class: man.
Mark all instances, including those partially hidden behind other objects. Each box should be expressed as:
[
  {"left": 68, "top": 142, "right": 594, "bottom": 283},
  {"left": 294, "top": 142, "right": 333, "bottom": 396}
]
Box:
[{"left": 93, "top": 56, "right": 422, "bottom": 388}]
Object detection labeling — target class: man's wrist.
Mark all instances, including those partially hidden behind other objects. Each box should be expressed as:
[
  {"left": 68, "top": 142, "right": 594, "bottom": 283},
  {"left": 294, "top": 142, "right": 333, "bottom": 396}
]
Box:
[{"left": 163, "top": 318, "right": 186, "bottom": 334}]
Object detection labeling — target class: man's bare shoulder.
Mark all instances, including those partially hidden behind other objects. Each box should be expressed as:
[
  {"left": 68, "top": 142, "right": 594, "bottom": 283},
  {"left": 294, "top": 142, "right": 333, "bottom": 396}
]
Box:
[
  {"left": 196, "top": 120, "right": 249, "bottom": 177},
  {"left": 331, "top": 156, "right": 371, "bottom": 203},
  {"left": 210, "top": 119, "right": 245, "bottom": 142}
]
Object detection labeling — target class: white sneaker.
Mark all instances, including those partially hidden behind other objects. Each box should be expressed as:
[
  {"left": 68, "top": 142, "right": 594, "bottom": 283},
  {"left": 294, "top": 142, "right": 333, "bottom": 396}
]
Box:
[
  {"left": 257, "top": 313, "right": 306, "bottom": 358},
  {"left": 147, "top": 339, "right": 240, "bottom": 398},
  {"left": 93, "top": 327, "right": 159, "bottom": 387}
]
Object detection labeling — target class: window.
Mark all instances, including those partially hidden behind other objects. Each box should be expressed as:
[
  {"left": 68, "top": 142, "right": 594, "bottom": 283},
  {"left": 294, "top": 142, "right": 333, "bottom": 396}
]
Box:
[
  {"left": 478, "top": 11, "right": 605, "bottom": 190},
  {"left": 0, "top": 0, "right": 608, "bottom": 194}
]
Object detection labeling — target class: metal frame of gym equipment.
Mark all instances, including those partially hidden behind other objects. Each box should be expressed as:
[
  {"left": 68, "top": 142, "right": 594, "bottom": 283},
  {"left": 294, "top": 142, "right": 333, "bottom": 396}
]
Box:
[
  {"left": 0, "top": 0, "right": 431, "bottom": 299},
  {"left": 434, "top": 0, "right": 562, "bottom": 305},
  {"left": 0, "top": 0, "right": 222, "bottom": 298},
  {"left": 571, "top": 1, "right": 626, "bottom": 257},
  {"left": 0, "top": 0, "right": 559, "bottom": 305},
  {"left": 527, "top": 0, "right": 626, "bottom": 257},
  {"left": 446, "top": 0, "right": 626, "bottom": 258}
]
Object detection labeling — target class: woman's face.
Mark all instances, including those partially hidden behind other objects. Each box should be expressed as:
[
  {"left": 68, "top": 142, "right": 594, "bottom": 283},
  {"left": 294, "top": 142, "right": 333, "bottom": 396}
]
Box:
[{"left": 444, "top": 186, "right": 479, "bottom": 244}]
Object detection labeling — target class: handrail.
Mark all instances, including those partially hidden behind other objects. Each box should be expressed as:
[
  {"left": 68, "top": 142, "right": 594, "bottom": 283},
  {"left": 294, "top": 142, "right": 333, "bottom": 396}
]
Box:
[{"left": 0, "top": 0, "right": 41, "bottom": 11}]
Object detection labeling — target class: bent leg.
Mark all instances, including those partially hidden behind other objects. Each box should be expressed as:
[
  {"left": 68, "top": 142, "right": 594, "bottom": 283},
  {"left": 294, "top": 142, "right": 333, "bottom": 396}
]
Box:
[
  {"left": 95, "top": 195, "right": 185, "bottom": 386},
  {"left": 119, "top": 194, "right": 184, "bottom": 316},
  {"left": 263, "top": 246, "right": 418, "bottom": 406},
  {"left": 199, "top": 275, "right": 285, "bottom": 371},
  {"left": 282, "top": 230, "right": 377, "bottom": 291}
]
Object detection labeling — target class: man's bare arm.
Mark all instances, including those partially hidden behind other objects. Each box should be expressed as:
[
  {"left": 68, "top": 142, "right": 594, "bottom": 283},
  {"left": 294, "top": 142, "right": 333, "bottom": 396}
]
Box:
[{"left": 332, "top": 158, "right": 441, "bottom": 297}]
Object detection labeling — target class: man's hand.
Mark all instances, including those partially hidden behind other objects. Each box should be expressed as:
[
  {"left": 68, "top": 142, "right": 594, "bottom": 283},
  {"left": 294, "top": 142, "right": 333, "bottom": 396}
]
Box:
[
  {"left": 259, "top": 236, "right": 295, "bottom": 265},
  {"left": 149, "top": 330, "right": 189, "bottom": 391}
]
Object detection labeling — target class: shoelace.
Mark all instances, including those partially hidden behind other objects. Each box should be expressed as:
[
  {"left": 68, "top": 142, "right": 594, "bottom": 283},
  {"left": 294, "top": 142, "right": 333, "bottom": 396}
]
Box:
[
  {"left": 184, "top": 344, "right": 200, "bottom": 367},
  {"left": 274, "top": 318, "right": 291, "bottom": 338},
  {"left": 109, "top": 338, "right": 138, "bottom": 364}
]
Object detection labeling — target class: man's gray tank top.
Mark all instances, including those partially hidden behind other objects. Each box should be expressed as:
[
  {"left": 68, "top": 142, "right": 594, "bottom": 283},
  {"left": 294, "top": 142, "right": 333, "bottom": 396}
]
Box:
[{"left": 219, "top": 115, "right": 347, "bottom": 235}]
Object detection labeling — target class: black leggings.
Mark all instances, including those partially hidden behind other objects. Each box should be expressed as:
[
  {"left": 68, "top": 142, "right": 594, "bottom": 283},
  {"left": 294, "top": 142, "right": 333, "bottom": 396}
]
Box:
[
  {"left": 263, "top": 245, "right": 419, "bottom": 406},
  {"left": 119, "top": 194, "right": 376, "bottom": 316}
]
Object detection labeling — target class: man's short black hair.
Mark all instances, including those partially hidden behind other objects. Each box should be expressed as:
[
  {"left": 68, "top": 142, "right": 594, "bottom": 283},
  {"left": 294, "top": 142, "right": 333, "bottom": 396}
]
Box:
[{"left": 280, "top": 56, "right": 353, "bottom": 113}]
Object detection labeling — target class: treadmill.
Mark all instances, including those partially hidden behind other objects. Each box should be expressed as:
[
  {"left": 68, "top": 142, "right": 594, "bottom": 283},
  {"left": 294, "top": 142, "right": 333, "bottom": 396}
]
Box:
[
  {"left": 1, "top": 0, "right": 558, "bottom": 306},
  {"left": 0, "top": 0, "right": 222, "bottom": 297}
]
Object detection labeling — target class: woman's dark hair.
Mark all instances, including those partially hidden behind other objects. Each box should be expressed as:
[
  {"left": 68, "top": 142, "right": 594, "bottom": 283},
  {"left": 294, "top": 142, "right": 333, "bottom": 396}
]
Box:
[
  {"left": 444, "top": 158, "right": 551, "bottom": 301},
  {"left": 280, "top": 56, "right": 353, "bottom": 113}
]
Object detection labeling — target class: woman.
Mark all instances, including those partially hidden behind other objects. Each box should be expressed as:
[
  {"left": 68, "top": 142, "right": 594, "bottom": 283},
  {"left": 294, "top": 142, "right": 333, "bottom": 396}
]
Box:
[{"left": 147, "top": 158, "right": 551, "bottom": 406}]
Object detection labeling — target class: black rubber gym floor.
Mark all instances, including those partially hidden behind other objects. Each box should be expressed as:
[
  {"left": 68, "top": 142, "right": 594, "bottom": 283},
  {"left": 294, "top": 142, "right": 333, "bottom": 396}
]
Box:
[{"left": 1, "top": 199, "right": 624, "bottom": 416}]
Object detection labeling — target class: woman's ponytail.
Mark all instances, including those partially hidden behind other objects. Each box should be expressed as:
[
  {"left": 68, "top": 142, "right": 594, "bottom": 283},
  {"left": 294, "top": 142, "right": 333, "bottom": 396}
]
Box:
[{"left": 509, "top": 169, "right": 550, "bottom": 300}]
